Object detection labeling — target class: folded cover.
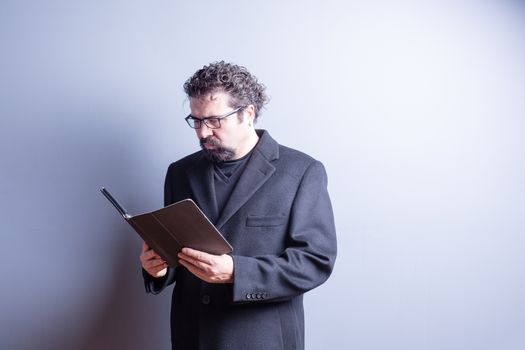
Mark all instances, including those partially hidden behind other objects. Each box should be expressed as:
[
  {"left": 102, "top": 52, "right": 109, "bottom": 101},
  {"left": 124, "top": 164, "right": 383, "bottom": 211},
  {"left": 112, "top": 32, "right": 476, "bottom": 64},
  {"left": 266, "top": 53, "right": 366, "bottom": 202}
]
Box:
[{"left": 101, "top": 190, "right": 233, "bottom": 267}]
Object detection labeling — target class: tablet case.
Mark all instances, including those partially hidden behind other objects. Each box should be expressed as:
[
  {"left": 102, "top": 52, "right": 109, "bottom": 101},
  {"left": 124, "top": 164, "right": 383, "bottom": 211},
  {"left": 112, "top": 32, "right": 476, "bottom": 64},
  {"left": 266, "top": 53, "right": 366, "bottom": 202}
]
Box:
[{"left": 101, "top": 187, "right": 233, "bottom": 267}]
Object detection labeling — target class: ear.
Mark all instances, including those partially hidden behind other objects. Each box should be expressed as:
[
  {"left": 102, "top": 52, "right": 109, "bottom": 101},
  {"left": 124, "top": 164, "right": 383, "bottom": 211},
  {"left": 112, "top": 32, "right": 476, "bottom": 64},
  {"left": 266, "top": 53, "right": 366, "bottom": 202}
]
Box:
[{"left": 244, "top": 105, "right": 256, "bottom": 125}]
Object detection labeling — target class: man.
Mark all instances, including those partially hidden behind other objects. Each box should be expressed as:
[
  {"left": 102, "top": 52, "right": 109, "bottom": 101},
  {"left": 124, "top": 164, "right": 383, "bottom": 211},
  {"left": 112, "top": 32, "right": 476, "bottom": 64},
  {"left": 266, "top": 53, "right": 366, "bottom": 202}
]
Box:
[{"left": 140, "top": 61, "right": 337, "bottom": 350}]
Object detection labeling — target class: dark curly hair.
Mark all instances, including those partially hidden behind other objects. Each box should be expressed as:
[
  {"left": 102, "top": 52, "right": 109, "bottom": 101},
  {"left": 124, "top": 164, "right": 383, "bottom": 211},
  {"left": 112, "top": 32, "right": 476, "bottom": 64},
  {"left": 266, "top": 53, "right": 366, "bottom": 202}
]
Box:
[{"left": 183, "top": 61, "right": 268, "bottom": 120}]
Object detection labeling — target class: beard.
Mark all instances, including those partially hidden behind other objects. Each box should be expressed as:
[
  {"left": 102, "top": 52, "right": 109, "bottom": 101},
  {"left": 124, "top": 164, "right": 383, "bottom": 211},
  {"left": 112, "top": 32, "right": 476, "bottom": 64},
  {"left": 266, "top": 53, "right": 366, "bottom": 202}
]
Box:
[{"left": 200, "top": 136, "right": 236, "bottom": 162}]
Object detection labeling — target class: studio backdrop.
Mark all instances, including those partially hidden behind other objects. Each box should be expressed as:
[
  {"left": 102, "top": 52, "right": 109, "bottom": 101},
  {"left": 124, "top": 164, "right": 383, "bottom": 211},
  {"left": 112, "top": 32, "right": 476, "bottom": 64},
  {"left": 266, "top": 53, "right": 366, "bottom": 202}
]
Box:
[{"left": 1, "top": 1, "right": 524, "bottom": 349}]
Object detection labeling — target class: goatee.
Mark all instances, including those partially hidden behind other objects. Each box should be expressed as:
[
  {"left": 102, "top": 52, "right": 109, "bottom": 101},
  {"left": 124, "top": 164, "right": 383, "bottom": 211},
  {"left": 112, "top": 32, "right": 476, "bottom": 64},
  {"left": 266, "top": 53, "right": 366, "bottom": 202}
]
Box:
[{"left": 200, "top": 136, "right": 235, "bottom": 162}]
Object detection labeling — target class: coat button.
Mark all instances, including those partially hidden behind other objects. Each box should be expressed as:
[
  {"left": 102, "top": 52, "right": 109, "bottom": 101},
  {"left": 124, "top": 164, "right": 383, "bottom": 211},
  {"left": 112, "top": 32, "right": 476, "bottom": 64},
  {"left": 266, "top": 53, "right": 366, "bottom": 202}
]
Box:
[{"left": 201, "top": 295, "right": 211, "bottom": 305}]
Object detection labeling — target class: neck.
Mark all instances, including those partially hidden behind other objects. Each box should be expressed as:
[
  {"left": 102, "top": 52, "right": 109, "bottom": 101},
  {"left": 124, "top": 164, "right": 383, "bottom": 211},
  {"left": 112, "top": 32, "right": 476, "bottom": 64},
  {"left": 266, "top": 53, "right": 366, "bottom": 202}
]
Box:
[{"left": 232, "top": 129, "right": 259, "bottom": 160}]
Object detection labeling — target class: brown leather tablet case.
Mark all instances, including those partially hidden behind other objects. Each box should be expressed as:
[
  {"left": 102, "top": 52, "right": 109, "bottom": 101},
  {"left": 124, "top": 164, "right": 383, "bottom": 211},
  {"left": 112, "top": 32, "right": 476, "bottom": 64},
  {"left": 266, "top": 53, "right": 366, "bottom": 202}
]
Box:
[{"left": 101, "top": 188, "right": 232, "bottom": 267}]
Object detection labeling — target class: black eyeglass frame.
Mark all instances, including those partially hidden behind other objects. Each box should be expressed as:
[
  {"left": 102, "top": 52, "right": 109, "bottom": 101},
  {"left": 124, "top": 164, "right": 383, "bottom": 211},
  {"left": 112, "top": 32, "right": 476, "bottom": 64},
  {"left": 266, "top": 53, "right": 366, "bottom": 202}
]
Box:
[{"left": 185, "top": 106, "right": 245, "bottom": 129}]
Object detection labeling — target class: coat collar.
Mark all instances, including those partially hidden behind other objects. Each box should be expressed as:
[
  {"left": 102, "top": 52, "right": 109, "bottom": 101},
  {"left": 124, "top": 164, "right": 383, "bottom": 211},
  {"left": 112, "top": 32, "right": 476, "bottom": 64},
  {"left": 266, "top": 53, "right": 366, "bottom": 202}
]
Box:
[{"left": 185, "top": 129, "right": 279, "bottom": 229}]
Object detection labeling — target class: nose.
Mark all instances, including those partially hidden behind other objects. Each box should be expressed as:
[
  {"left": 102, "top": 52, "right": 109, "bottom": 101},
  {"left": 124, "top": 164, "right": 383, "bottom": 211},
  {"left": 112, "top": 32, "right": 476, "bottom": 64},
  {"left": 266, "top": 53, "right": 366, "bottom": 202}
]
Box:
[{"left": 196, "top": 123, "right": 213, "bottom": 139}]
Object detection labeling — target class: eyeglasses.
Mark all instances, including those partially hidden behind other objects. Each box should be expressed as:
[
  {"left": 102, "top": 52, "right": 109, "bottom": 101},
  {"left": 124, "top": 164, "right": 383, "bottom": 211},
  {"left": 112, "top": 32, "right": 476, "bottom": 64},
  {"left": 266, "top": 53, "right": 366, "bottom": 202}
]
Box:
[{"left": 185, "top": 106, "right": 245, "bottom": 129}]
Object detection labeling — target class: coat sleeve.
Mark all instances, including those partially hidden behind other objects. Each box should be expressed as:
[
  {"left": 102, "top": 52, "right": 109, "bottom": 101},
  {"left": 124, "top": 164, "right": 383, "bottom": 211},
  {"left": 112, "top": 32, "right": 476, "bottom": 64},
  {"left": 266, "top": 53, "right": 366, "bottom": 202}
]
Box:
[{"left": 231, "top": 160, "right": 337, "bottom": 303}]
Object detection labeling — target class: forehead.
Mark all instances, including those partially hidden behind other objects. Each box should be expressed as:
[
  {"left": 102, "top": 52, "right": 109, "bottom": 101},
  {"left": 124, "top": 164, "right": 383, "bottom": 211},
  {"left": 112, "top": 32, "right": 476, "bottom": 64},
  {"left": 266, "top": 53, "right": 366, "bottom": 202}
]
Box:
[{"left": 190, "top": 91, "right": 232, "bottom": 115}]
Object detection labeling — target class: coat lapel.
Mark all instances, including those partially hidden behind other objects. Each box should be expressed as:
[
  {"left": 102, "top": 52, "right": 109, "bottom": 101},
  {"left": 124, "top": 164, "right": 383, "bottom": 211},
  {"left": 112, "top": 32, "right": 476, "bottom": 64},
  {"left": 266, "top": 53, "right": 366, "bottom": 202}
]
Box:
[
  {"left": 215, "top": 130, "right": 279, "bottom": 230},
  {"left": 185, "top": 155, "right": 220, "bottom": 224}
]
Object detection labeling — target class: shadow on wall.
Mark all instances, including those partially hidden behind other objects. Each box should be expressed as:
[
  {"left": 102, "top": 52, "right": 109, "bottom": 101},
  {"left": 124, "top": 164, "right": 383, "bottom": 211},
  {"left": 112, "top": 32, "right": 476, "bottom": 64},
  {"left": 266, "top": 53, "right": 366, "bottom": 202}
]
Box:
[
  {"left": 77, "top": 232, "right": 169, "bottom": 350},
  {"left": 3, "top": 104, "right": 172, "bottom": 350}
]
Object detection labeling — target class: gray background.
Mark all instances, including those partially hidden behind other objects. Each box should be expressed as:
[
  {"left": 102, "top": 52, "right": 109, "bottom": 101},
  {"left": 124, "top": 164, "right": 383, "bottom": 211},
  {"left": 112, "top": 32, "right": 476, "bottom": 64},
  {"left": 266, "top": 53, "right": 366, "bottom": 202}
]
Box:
[{"left": 1, "top": 0, "right": 524, "bottom": 349}]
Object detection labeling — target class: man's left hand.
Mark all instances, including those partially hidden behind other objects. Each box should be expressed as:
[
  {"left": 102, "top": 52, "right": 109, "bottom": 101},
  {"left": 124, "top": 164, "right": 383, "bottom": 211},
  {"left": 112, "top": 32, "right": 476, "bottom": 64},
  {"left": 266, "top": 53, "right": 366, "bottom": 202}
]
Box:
[{"left": 178, "top": 247, "right": 234, "bottom": 283}]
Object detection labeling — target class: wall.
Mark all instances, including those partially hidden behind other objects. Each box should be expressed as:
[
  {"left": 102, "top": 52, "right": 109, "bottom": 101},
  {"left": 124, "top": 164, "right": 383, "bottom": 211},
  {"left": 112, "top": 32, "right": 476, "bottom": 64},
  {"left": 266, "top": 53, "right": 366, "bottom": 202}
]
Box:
[{"left": 1, "top": 1, "right": 524, "bottom": 349}]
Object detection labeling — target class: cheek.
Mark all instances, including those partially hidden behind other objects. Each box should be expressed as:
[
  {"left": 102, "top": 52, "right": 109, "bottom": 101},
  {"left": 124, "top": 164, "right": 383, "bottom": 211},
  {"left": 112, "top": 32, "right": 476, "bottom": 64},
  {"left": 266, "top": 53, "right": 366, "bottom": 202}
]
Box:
[{"left": 212, "top": 130, "right": 227, "bottom": 141}]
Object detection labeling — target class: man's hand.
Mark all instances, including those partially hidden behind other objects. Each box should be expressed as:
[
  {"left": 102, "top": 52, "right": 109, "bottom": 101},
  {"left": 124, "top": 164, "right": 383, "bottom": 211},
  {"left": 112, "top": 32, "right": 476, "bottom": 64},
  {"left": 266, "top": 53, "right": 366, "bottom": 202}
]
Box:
[
  {"left": 140, "top": 242, "right": 168, "bottom": 278},
  {"left": 178, "top": 247, "right": 234, "bottom": 284}
]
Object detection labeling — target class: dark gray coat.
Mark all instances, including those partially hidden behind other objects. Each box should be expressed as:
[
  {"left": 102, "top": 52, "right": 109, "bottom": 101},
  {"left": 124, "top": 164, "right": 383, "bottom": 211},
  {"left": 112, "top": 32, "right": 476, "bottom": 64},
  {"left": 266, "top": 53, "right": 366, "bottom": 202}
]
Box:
[{"left": 144, "top": 130, "right": 337, "bottom": 350}]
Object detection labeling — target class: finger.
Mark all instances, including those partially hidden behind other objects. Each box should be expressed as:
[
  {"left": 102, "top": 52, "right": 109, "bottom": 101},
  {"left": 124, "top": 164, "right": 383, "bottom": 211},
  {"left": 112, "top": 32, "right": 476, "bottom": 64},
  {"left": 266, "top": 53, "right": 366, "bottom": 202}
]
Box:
[
  {"left": 178, "top": 252, "right": 211, "bottom": 271},
  {"left": 146, "top": 249, "right": 159, "bottom": 260},
  {"left": 179, "top": 260, "right": 229, "bottom": 284},
  {"left": 140, "top": 250, "right": 152, "bottom": 263},
  {"left": 181, "top": 247, "right": 213, "bottom": 265},
  {"left": 144, "top": 257, "right": 167, "bottom": 270},
  {"left": 150, "top": 261, "right": 168, "bottom": 271},
  {"left": 146, "top": 265, "right": 167, "bottom": 278},
  {"left": 141, "top": 250, "right": 165, "bottom": 264},
  {"left": 146, "top": 256, "right": 165, "bottom": 267},
  {"left": 146, "top": 249, "right": 163, "bottom": 260},
  {"left": 142, "top": 242, "right": 149, "bottom": 252},
  {"left": 152, "top": 266, "right": 168, "bottom": 278}
]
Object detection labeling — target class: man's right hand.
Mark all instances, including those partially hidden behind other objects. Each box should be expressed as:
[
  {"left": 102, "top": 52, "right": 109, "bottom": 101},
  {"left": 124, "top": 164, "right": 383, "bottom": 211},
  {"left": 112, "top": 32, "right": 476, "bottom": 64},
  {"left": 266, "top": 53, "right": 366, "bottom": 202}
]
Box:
[{"left": 140, "top": 242, "right": 168, "bottom": 278}]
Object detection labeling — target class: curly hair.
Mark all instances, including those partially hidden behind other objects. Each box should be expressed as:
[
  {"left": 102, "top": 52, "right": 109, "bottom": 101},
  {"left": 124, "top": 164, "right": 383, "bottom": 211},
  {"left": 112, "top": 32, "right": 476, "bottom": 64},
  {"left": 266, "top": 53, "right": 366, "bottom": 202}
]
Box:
[{"left": 183, "top": 61, "right": 268, "bottom": 120}]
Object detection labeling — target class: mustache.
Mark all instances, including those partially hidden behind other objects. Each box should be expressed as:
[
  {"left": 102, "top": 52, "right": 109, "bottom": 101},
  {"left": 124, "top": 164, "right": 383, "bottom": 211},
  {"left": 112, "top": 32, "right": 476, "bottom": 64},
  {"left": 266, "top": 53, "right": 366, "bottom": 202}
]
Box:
[
  {"left": 200, "top": 136, "right": 220, "bottom": 147},
  {"left": 199, "top": 136, "right": 235, "bottom": 162}
]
